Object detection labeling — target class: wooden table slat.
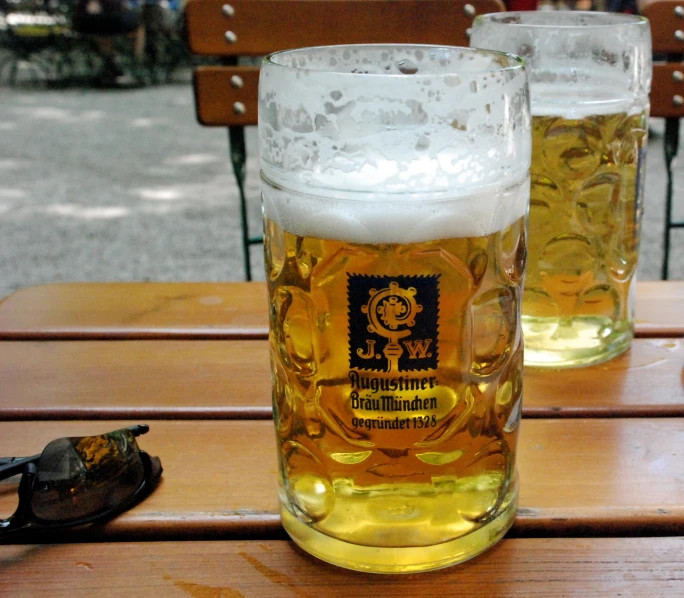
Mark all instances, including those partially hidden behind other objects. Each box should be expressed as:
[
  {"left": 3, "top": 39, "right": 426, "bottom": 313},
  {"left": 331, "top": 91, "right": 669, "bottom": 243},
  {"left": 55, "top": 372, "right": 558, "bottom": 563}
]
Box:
[
  {"left": 1, "top": 338, "right": 682, "bottom": 420},
  {"left": 634, "top": 280, "right": 684, "bottom": 338},
  {"left": 0, "top": 281, "right": 681, "bottom": 340},
  {"left": 1, "top": 419, "right": 683, "bottom": 541},
  {"left": 0, "top": 282, "right": 269, "bottom": 340},
  {"left": 2, "top": 538, "right": 683, "bottom": 595}
]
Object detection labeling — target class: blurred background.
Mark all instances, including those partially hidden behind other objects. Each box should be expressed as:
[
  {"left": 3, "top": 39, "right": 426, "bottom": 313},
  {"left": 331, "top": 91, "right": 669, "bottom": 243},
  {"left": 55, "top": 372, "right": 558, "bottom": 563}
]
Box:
[{"left": 0, "top": 0, "right": 682, "bottom": 301}]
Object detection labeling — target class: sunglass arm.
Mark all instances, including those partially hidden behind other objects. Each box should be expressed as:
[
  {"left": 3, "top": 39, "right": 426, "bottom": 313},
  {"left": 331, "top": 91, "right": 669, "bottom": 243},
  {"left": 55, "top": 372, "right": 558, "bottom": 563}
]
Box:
[{"left": 0, "top": 454, "right": 41, "bottom": 480}]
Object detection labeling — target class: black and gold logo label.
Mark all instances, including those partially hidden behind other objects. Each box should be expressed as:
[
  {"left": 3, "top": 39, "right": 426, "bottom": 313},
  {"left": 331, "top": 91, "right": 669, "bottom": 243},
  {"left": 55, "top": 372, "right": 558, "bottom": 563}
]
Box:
[{"left": 348, "top": 275, "right": 439, "bottom": 373}]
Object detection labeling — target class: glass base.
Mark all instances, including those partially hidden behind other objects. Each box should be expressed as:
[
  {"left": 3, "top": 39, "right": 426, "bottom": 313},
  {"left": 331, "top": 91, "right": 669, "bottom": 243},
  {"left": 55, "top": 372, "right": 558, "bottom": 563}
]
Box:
[
  {"left": 280, "top": 492, "right": 518, "bottom": 574},
  {"left": 522, "top": 315, "right": 633, "bottom": 368}
]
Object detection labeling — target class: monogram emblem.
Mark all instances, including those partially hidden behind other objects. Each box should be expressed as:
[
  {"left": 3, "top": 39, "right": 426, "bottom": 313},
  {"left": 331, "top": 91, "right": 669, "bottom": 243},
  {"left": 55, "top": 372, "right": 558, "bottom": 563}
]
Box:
[{"left": 348, "top": 275, "right": 439, "bottom": 372}]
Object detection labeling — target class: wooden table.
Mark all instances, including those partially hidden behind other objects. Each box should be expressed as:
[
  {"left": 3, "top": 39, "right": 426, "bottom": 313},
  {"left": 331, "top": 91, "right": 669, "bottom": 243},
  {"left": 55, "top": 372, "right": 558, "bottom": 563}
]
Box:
[{"left": 0, "top": 282, "right": 683, "bottom": 595}]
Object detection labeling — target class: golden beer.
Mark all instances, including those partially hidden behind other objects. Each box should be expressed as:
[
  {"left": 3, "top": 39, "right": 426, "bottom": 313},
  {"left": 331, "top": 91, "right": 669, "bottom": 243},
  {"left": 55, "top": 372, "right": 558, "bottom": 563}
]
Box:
[
  {"left": 470, "top": 11, "right": 651, "bottom": 367},
  {"left": 264, "top": 195, "right": 526, "bottom": 572},
  {"left": 523, "top": 108, "right": 648, "bottom": 367},
  {"left": 259, "top": 44, "right": 530, "bottom": 572}
]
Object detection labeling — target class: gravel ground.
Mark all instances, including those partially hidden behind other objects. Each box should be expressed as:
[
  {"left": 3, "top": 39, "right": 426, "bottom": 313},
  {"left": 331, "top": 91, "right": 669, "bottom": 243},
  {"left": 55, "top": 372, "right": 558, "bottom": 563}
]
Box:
[{"left": 0, "top": 71, "right": 682, "bottom": 301}]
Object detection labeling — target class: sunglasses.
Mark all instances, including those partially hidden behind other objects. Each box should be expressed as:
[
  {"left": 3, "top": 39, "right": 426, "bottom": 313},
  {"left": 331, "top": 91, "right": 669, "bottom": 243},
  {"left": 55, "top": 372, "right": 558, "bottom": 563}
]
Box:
[{"left": 0, "top": 424, "right": 162, "bottom": 537}]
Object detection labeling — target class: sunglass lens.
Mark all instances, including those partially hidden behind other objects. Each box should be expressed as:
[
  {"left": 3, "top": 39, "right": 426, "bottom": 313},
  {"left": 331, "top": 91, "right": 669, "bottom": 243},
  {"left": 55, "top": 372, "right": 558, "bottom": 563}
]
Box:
[{"left": 31, "top": 429, "right": 145, "bottom": 522}]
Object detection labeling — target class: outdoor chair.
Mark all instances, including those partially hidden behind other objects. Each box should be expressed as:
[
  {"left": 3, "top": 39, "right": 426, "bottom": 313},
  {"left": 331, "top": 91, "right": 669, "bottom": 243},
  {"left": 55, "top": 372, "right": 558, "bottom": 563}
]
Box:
[
  {"left": 184, "top": 0, "right": 505, "bottom": 281},
  {"left": 642, "top": 0, "right": 684, "bottom": 279}
]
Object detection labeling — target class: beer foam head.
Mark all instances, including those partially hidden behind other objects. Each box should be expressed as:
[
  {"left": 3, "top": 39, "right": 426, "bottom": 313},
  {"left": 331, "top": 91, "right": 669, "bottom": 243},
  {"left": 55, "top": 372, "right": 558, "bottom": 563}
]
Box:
[
  {"left": 530, "top": 83, "right": 649, "bottom": 118},
  {"left": 262, "top": 176, "right": 529, "bottom": 244},
  {"left": 258, "top": 44, "right": 531, "bottom": 242}
]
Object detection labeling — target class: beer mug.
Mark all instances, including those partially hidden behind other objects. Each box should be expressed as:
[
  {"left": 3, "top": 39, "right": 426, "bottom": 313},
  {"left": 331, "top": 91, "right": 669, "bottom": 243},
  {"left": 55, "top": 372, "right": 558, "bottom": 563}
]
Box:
[
  {"left": 471, "top": 13, "right": 652, "bottom": 368},
  {"left": 259, "top": 45, "right": 530, "bottom": 573}
]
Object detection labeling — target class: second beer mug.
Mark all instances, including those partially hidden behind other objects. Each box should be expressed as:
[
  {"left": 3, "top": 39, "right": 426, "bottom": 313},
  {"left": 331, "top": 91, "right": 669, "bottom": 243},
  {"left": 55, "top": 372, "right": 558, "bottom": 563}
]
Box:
[
  {"left": 471, "top": 13, "right": 652, "bottom": 368},
  {"left": 259, "top": 45, "right": 530, "bottom": 572}
]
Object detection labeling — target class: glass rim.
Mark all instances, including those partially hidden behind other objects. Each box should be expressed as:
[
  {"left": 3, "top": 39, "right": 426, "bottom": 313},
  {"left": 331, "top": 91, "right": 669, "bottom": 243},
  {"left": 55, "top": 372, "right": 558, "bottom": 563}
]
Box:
[
  {"left": 473, "top": 10, "right": 649, "bottom": 31},
  {"left": 262, "top": 43, "right": 525, "bottom": 77}
]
